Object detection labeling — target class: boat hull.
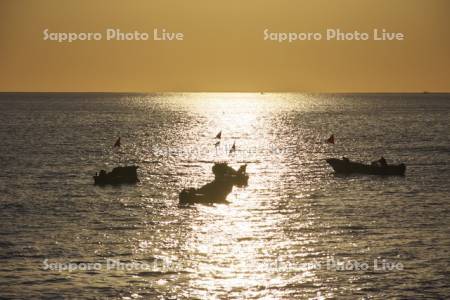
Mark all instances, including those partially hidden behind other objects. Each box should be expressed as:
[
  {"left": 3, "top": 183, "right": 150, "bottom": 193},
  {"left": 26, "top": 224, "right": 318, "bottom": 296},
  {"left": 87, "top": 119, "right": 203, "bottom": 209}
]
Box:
[
  {"left": 326, "top": 158, "right": 406, "bottom": 176},
  {"left": 94, "top": 166, "right": 139, "bottom": 185}
]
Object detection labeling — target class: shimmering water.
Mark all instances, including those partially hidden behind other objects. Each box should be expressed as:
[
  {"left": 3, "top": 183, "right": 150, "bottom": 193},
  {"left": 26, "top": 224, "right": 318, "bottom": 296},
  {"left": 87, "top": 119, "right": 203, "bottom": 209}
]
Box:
[{"left": 0, "top": 93, "right": 449, "bottom": 299}]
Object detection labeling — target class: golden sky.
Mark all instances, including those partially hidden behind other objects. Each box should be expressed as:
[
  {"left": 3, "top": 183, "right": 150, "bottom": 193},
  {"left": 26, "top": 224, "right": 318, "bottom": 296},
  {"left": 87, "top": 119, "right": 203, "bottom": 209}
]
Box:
[{"left": 0, "top": 0, "right": 449, "bottom": 92}]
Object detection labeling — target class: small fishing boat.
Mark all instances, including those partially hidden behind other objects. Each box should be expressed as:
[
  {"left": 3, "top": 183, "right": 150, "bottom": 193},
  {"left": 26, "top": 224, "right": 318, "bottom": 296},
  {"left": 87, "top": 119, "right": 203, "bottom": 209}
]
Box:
[
  {"left": 326, "top": 158, "right": 406, "bottom": 176},
  {"left": 179, "top": 163, "right": 248, "bottom": 206},
  {"left": 94, "top": 166, "right": 139, "bottom": 185}
]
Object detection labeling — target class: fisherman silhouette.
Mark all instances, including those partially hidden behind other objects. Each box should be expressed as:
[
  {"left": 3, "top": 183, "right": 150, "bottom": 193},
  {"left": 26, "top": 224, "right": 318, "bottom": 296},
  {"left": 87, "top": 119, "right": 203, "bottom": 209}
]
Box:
[{"left": 371, "top": 156, "right": 388, "bottom": 167}]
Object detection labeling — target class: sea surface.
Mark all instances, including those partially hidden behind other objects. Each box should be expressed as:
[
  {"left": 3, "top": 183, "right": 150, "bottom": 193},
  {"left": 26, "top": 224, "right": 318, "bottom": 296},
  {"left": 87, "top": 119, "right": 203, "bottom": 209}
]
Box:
[{"left": 0, "top": 93, "right": 449, "bottom": 299}]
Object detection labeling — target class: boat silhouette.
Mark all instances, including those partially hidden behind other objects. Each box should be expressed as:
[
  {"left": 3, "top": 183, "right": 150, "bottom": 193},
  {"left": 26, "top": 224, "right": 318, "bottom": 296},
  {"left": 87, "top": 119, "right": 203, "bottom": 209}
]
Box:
[
  {"left": 326, "top": 158, "right": 406, "bottom": 176},
  {"left": 94, "top": 166, "right": 139, "bottom": 185},
  {"left": 179, "top": 163, "right": 248, "bottom": 206}
]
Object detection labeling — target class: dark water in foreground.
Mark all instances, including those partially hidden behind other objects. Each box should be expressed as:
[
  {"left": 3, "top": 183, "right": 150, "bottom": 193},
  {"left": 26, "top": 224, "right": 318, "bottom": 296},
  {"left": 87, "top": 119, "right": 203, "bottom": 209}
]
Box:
[{"left": 0, "top": 93, "right": 449, "bottom": 299}]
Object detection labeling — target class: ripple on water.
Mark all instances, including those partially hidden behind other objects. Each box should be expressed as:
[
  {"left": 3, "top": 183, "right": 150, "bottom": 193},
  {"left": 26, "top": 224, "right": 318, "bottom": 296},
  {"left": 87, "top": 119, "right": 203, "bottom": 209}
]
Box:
[{"left": 0, "top": 93, "right": 449, "bottom": 298}]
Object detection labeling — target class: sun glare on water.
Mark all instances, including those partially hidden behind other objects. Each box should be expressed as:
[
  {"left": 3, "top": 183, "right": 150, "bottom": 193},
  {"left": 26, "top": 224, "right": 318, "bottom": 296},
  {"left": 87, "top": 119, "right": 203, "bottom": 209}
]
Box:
[{"left": 166, "top": 93, "right": 324, "bottom": 298}]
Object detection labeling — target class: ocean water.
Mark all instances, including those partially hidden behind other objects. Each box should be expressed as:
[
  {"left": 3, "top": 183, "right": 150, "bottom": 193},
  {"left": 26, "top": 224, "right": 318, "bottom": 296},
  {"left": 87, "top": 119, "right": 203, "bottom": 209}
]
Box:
[{"left": 0, "top": 93, "right": 449, "bottom": 299}]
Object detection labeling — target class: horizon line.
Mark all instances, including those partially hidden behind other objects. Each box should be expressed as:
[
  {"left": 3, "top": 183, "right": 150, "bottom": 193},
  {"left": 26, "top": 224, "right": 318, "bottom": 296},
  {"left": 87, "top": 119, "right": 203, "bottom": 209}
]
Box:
[{"left": 0, "top": 91, "right": 449, "bottom": 95}]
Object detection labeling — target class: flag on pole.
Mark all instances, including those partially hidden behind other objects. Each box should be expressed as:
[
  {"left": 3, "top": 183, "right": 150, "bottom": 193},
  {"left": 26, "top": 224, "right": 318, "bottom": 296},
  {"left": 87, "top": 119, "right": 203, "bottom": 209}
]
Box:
[
  {"left": 326, "top": 134, "right": 335, "bottom": 144},
  {"left": 114, "top": 137, "right": 121, "bottom": 147}
]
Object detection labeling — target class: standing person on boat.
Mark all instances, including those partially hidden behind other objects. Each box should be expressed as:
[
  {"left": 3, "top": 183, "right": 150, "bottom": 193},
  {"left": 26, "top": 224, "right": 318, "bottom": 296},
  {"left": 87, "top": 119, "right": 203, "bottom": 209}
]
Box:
[
  {"left": 371, "top": 156, "right": 388, "bottom": 167},
  {"left": 379, "top": 156, "right": 387, "bottom": 167}
]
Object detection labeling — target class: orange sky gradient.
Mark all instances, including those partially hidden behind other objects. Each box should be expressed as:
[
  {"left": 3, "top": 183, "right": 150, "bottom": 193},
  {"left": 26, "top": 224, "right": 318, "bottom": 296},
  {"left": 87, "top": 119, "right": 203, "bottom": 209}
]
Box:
[{"left": 0, "top": 0, "right": 449, "bottom": 92}]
